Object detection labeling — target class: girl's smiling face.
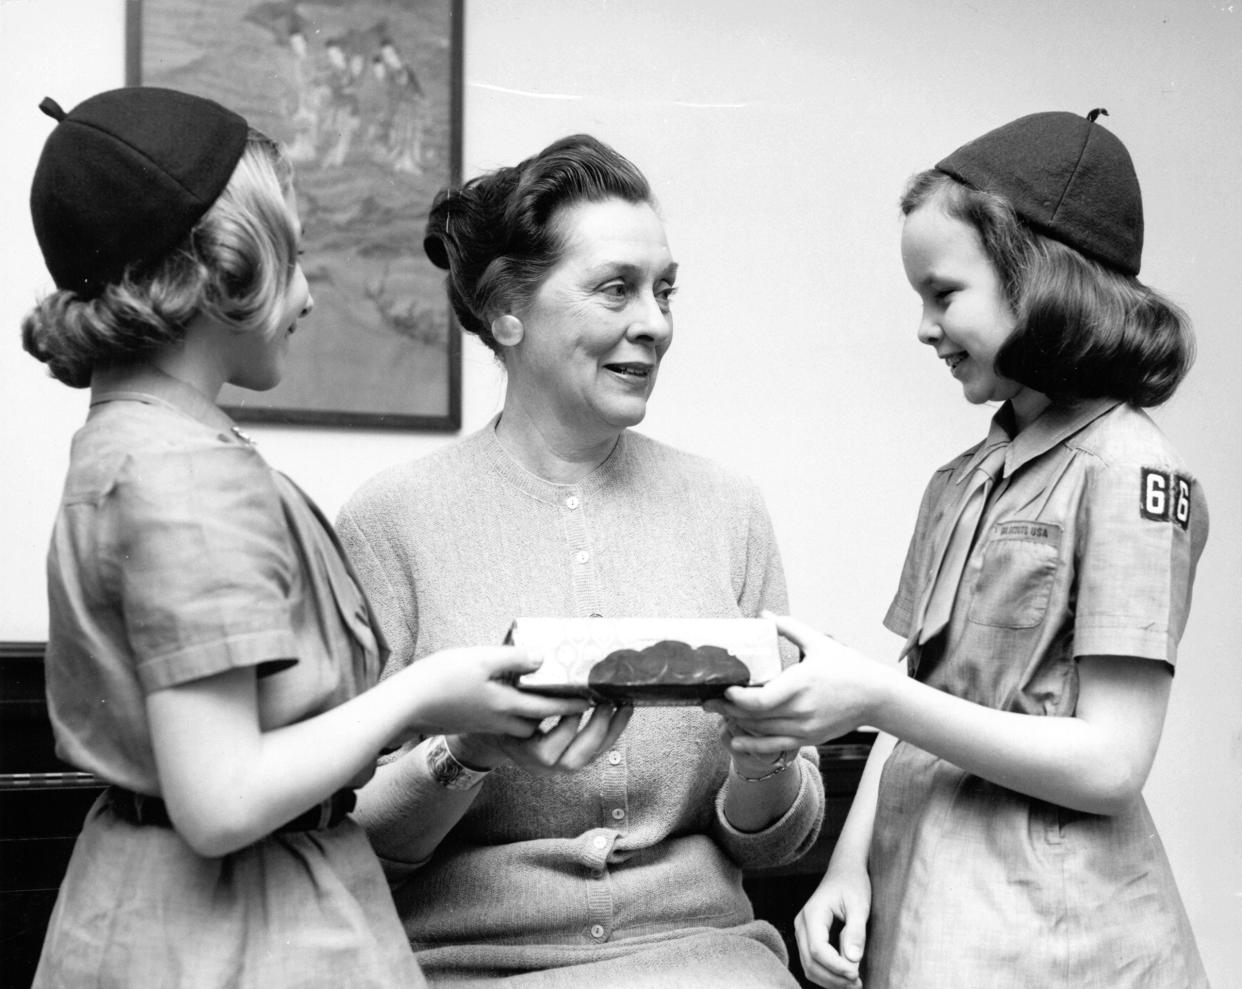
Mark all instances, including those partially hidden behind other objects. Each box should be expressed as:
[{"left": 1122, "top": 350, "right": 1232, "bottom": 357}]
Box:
[
  {"left": 503, "top": 196, "right": 677, "bottom": 444},
  {"left": 901, "top": 200, "right": 1039, "bottom": 415}
]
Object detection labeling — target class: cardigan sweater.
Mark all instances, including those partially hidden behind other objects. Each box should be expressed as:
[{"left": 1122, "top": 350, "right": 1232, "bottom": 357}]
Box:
[{"left": 337, "top": 420, "right": 824, "bottom": 985}]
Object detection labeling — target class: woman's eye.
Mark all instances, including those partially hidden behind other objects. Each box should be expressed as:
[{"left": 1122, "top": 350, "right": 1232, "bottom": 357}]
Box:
[
  {"left": 656, "top": 284, "right": 678, "bottom": 309},
  {"left": 600, "top": 282, "right": 628, "bottom": 299}
]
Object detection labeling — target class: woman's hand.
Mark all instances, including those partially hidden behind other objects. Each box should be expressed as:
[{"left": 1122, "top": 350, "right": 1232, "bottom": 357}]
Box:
[
  {"left": 706, "top": 613, "right": 895, "bottom": 753},
  {"left": 795, "top": 862, "right": 870, "bottom": 989},
  {"left": 449, "top": 702, "right": 634, "bottom": 775},
  {"left": 718, "top": 720, "right": 796, "bottom": 781},
  {"left": 396, "top": 646, "right": 590, "bottom": 741},
  {"left": 715, "top": 719, "right": 804, "bottom": 832}
]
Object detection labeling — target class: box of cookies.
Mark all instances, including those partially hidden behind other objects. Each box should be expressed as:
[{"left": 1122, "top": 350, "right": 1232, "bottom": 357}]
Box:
[{"left": 506, "top": 616, "right": 782, "bottom": 705}]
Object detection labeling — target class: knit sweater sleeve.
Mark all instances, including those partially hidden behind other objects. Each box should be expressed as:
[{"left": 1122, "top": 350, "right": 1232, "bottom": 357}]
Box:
[
  {"left": 710, "top": 477, "right": 825, "bottom": 869},
  {"left": 735, "top": 478, "right": 797, "bottom": 662},
  {"left": 336, "top": 478, "right": 419, "bottom": 682},
  {"left": 737, "top": 480, "right": 786, "bottom": 610}
]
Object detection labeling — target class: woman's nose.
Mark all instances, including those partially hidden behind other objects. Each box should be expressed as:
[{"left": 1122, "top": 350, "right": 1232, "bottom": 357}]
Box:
[
  {"left": 916, "top": 308, "right": 940, "bottom": 345},
  {"left": 629, "top": 292, "right": 673, "bottom": 345},
  {"left": 301, "top": 292, "right": 315, "bottom": 318}
]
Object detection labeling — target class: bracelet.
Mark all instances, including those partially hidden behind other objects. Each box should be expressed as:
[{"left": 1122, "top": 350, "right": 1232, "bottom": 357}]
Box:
[
  {"left": 732, "top": 749, "right": 798, "bottom": 783},
  {"left": 425, "top": 735, "right": 493, "bottom": 791}
]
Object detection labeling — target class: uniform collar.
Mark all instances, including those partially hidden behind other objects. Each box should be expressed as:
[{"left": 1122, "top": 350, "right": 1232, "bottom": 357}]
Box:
[
  {"left": 992, "top": 396, "right": 1121, "bottom": 477},
  {"left": 89, "top": 364, "right": 243, "bottom": 440}
]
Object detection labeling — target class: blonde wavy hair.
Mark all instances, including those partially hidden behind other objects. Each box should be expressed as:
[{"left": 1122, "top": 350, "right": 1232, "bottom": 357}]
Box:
[{"left": 22, "top": 129, "right": 297, "bottom": 388}]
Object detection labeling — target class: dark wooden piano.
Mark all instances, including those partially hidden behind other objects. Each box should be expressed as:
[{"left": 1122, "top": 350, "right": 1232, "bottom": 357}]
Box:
[
  {"left": 1, "top": 642, "right": 106, "bottom": 984},
  {"left": 0, "top": 640, "right": 871, "bottom": 988}
]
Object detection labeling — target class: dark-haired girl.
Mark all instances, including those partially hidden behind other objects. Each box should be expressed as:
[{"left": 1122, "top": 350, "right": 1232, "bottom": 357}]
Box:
[{"left": 710, "top": 110, "right": 1210, "bottom": 988}]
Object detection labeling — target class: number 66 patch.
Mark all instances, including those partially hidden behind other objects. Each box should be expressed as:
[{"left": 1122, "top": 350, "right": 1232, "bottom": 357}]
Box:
[{"left": 1140, "top": 468, "right": 1192, "bottom": 529}]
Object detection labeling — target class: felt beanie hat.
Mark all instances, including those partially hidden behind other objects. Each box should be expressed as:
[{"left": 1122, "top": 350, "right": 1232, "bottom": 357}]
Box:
[
  {"left": 935, "top": 109, "right": 1144, "bottom": 276},
  {"left": 30, "top": 86, "right": 250, "bottom": 297}
]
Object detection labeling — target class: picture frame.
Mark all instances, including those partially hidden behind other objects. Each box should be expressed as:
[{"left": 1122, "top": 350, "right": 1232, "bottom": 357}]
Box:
[{"left": 126, "top": 0, "right": 463, "bottom": 430}]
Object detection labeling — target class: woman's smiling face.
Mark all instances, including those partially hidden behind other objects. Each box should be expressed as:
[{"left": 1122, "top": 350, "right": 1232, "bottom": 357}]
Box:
[{"left": 505, "top": 196, "right": 677, "bottom": 442}]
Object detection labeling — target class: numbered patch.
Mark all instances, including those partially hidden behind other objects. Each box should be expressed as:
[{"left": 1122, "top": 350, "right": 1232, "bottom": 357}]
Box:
[{"left": 1140, "top": 469, "right": 1191, "bottom": 529}]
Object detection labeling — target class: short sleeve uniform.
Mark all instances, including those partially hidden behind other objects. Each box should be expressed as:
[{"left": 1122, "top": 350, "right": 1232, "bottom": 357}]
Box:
[
  {"left": 33, "top": 368, "right": 427, "bottom": 989},
  {"left": 866, "top": 398, "right": 1210, "bottom": 989}
]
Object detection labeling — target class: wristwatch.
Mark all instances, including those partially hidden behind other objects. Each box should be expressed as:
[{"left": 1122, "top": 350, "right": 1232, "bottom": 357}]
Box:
[
  {"left": 425, "top": 734, "right": 493, "bottom": 791},
  {"left": 732, "top": 749, "right": 798, "bottom": 782}
]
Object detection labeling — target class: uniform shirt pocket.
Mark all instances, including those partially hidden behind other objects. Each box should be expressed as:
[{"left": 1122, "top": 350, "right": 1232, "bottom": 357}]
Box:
[{"left": 968, "top": 521, "right": 1062, "bottom": 629}]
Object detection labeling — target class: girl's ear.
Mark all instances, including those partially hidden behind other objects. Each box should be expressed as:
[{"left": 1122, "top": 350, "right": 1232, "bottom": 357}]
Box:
[{"left": 491, "top": 314, "right": 524, "bottom": 347}]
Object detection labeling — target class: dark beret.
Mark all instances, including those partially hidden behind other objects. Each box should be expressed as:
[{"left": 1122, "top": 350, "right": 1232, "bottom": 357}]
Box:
[
  {"left": 935, "top": 109, "right": 1144, "bottom": 276},
  {"left": 30, "top": 87, "right": 250, "bottom": 297}
]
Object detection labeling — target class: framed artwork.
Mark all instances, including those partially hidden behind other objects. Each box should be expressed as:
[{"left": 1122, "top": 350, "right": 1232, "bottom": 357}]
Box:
[{"left": 126, "top": 0, "right": 463, "bottom": 430}]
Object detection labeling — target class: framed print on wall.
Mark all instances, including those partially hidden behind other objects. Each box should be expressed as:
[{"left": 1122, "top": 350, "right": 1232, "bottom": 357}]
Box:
[{"left": 126, "top": 0, "right": 463, "bottom": 430}]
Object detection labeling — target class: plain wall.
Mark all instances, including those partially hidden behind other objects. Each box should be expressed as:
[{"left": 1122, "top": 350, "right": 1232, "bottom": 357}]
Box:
[{"left": 2, "top": 1, "right": 1238, "bottom": 982}]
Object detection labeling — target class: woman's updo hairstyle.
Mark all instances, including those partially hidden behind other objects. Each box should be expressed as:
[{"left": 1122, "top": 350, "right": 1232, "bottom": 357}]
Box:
[
  {"left": 423, "top": 134, "right": 653, "bottom": 355},
  {"left": 900, "top": 169, "right": 1193, "bottom": 408},
  {"left": 23, "top": 130, "right": 297, "bottom": 388}
]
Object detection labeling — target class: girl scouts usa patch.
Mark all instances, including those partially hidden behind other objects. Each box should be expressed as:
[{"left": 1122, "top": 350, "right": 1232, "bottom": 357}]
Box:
[{"left": 1140, "top": 468, "right": 1191, "bottom": 529}]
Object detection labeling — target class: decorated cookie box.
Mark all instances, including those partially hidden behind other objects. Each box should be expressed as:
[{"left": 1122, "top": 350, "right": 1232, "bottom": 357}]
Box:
[{"left": 506, "top": 617, "right": 782, "bottom": 705}]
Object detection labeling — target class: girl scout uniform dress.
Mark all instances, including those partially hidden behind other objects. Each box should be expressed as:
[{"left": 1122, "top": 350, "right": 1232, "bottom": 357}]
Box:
[
  {"left": 33, "top": 366, "right": 428, "bottom": 989},
  {"left": 869, "top": 397, "right": 1211, "bottom": 988}
]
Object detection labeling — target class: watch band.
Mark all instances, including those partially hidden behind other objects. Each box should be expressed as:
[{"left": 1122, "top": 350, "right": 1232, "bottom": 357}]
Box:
[
  {"left": 731, "top": 749, "right": 798, "bottom": 782},
  {"left": 425, "top": 734, "right": 493, "bottom": 791}
]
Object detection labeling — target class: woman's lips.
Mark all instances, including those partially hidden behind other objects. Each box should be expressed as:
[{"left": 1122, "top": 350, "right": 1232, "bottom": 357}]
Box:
[{"left": 605, "top": 362, "right": 652, "bottom": 379}]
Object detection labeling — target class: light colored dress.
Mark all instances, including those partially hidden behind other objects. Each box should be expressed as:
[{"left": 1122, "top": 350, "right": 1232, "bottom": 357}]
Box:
[
  {"left": 870, "top": 399, "right": 1211, "bottom": 988},
  {"left": 338, "top": 419, "right": 825, "bottom": 988},
  {"left": 33, "top": 366, "right": 427, "bottom": 989}
]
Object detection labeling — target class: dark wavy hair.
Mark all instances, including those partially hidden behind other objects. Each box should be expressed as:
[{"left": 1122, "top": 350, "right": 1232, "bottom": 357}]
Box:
[
  {"left": 22, "top": 129, "right": 297, "bottom": 389},
  {"left": 900, "top": 170, "right": 1193, "bottom": 407},
  {"left": 422, "top": 133, "right": 653, "bottom": 355}
]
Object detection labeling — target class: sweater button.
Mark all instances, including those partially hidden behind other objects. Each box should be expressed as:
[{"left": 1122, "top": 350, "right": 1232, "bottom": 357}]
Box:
[{"left": 590, "top": 924, "right": 606, "bottom": 940}]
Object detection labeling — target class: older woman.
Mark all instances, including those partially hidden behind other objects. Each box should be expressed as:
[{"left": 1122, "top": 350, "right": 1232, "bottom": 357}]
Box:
[{"left": 337, "top": 134, "right": 824, "bottom": 989}]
